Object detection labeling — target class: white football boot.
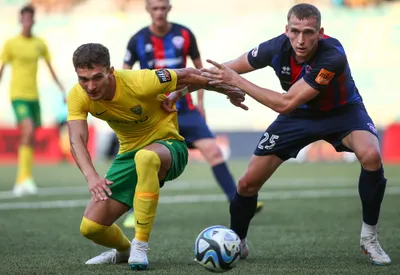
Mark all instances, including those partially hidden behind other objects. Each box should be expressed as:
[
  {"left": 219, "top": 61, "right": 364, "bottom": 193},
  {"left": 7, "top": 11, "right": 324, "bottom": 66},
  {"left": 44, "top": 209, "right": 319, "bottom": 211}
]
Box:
[
  {"left": 128, "top": 239, "right": 149, "bottom": 270},
  {"left": 85, "top": 249, "right": 130, "bottom": 264},
  {"left": 239, "top": 238, "right": 249, "bottom": 260},
  {"left": 360, "top": 235, "right": 391, "bottom": 265},
  {"left": 13, "top": 178, "right": 38, "bottom": 197}
]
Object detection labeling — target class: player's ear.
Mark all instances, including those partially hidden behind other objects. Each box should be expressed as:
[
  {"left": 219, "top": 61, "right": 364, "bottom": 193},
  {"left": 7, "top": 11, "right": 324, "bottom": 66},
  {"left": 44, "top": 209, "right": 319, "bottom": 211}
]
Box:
[
  {"left": 108, "top": 66, "right": 114, "bottom": 76},
  {"left": 285, "top": 25, "right": 289, "bottom": 37},
  {"left": 319, "top": 27, "right": 324, "bottom": 39},
  {"left": 167, "top": 4, "right": 172, "bottom": 13}
]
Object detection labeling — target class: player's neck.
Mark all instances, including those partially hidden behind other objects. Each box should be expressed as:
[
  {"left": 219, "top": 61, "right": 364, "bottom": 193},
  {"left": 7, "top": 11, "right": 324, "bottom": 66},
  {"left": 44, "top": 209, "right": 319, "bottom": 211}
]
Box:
[
  {"left": 103, "top": 75, "right": 117, "bottom": 101},
  {"left": 149, "top": 22, "right": 172, "bottom": 37},
  {"left": 21, "top": 29, "right": 32, "bottom": 38}
]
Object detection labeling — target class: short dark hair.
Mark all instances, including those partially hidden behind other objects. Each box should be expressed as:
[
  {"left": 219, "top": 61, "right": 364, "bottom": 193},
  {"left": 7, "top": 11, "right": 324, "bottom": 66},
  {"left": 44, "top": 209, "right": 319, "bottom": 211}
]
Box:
[
  {"left": 287, "top": 3, "right": 321, "bottom": 29},
  {"left": 20, "top": 5, "right": 35, "bottom": 16},
  {"left": 72, "top": 43, "right": 110, "bottom": 70}
]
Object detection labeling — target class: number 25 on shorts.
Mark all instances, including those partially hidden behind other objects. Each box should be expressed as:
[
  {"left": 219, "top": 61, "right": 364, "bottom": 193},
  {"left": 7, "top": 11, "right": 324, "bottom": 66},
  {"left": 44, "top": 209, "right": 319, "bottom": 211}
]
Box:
[{"left": 258, "top": 132, "right": 279, "bottom": 150}]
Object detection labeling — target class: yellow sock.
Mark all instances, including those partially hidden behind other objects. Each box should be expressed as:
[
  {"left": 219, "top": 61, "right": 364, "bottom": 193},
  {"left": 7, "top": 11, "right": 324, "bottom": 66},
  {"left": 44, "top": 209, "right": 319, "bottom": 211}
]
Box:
[
  {"left": 16, "top": 145, "right": 33, "bottom": 184},
  {"left": 134, "top": 150, "right": 161, "bottom": 243},
  {"left": 80, "top": 217, "right": 131, "bottom": 252}
]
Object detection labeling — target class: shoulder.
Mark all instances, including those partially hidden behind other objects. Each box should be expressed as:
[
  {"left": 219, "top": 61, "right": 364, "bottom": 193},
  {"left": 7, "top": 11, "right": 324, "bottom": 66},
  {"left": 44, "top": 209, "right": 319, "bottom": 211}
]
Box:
[
  {"left": 131, "top": 26, "right": 149, "bottom": 39},
  {"left": 316, "top": 36, "right": 347, "bottom": 65},
  {"left": 4, "top": 35, "right": 19, "bottom": 46},
  {"left": 68, "top": 83, "right": 88, "bottom": 100},
  {"left": 172, "top": 22, "right": 194, "bottom": 34}
]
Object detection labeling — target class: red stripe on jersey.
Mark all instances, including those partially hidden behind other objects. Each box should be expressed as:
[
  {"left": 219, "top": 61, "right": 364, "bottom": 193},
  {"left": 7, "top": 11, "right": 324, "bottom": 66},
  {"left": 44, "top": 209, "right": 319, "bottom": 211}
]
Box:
[
  {"left": 151, "top": 36, "right": 165, "bottom": 69},
  {"left": 290, "top": 56, "right": 303, "bottom": 84},
  {"left": 322, "top": 34, "right": 331, "bottom": 39},
  {"left": 318, "top": 85, "right": 335, "bottom": 111},
  {"left": 337, "top": 73, "right": 348, "bottom": 105},
  {"left": 185, "top": 94, "right": 196, "bottom": 110},
  {"left": 181, "top": 29, "right": 191, "bottom": 67}
]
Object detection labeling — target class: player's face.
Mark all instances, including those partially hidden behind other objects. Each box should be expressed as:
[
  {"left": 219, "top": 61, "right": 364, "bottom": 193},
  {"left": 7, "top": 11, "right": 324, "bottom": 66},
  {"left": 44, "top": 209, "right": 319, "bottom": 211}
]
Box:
[
  {"left": 76, "top": 66, "right": 114, "bottom": 101},
  {"left": 285, "top": 15, "right": 324, "bottom": 62},
  {"left": 146, "top": 0, "right": 171, "bottom": 28},
  {"left": 20, "top": 12, "right": 34, "bottom": 31}
]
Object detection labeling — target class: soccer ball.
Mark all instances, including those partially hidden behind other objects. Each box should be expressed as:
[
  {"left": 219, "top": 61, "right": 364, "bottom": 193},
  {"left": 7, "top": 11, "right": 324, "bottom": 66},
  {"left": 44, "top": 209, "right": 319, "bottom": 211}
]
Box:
[{"left": 194, "top": 225, "right": 241, "bottom": 273}]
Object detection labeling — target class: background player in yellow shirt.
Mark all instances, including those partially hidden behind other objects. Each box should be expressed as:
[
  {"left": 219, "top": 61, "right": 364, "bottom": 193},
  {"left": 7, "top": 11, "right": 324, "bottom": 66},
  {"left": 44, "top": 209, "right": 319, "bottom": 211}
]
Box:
[
  {"left": 0, "top": 5, "right": 65, "bottom": 196},
  {"left": 67, "top": 43, "right": 246, "bottom": 271}
]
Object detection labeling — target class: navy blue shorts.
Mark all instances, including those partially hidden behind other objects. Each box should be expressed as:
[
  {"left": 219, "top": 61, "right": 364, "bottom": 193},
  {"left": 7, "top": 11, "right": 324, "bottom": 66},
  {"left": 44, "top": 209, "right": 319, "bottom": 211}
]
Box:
[
  {"left": 178, "top": 109, "right": 214, "bottom": 149},
  {"left": 254, "top": 103, "right": 378, "bottom": 161}
]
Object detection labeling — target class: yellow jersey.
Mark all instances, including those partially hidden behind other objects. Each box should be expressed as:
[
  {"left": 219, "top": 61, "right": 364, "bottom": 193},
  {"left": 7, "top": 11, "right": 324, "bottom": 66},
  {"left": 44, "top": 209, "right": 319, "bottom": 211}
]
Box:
[
  {"left": 1, "top": 34, "right": 51, "bottom": 100},
  {"left": 67, "top": 69, "right": 184, "bottom": 154}
]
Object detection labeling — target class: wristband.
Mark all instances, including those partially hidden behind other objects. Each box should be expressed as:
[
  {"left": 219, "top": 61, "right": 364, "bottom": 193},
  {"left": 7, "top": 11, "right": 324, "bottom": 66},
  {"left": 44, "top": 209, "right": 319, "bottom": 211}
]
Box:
[{"left": 181, "top": 87, "right": 189, "bottom": 96}]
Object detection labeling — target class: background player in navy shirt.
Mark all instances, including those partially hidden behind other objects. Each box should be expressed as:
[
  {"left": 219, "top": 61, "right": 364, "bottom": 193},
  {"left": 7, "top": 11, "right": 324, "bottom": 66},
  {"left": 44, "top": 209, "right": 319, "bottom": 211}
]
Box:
[
  {"left": 121, "top": 0, "right": 263, "bottom": 228},
  {"left": 198, "top": 3, "right": 391, "bottom": 266}
]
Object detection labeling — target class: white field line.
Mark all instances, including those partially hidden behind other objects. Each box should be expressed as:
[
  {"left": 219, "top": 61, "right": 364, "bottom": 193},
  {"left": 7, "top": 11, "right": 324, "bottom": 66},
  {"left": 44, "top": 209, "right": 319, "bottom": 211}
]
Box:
[
  {"left": 0, "top": 187, "right": 400, "bottom": 210},
  {"left": 3, "top": 177, "right": 399, "bottom": 200}
]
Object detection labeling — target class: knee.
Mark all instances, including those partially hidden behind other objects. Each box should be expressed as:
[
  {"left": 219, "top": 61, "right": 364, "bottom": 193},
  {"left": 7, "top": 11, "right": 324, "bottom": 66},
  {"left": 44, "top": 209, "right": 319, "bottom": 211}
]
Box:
[
  {"left": 80, "top": 217, "right": 103, "bottom": 239},
  {"left": 237, "top": 175, "right": 260, "bottom": 196},
  {"left": 204, "top": 143, "right": 224, "bottom": 165},
  {"left": 358, "top": 146, "right": 382, "bottom": 170},
  {"left": 134, "top": 150, "right": 161, "bottom": 169}
]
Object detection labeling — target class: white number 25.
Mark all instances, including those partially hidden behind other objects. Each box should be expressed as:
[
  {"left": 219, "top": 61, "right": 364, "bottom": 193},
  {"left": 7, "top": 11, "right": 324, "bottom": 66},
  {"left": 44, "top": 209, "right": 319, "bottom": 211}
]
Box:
[{"left": 257, "top": 132, "right": 279, "bottom": 150}]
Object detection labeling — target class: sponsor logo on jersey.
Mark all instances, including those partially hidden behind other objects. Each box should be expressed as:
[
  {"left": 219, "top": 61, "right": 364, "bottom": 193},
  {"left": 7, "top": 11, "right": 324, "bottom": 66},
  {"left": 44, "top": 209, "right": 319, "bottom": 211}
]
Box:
[
  {"left": 281, "top": 66, "right": 291, "bottom": 75},
  {"left": 130, "top": 105, "right": 142, "bottom": 115},
  {"left": 155, "top": 69, "right": 172, "bottom": 83},
  {"left": 315, "top": 68, "right": 335, "bottom": 85},
  {"left": 108, "top": 116, "right": 149, "bottom": 125}
]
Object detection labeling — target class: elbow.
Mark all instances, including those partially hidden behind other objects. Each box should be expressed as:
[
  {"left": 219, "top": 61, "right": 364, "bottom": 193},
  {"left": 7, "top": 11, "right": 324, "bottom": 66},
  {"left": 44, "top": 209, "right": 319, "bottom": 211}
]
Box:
[
  {"left": 274, "top": 98, "right": 296, "bottom": 114},
  {"left": 277, "top": 105, "right": 295, "bottom": 115}
]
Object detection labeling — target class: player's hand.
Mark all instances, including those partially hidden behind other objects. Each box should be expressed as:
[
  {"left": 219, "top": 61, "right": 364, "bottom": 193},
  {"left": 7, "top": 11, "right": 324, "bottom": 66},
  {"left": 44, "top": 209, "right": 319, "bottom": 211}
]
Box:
[
  {"left": 226, "top": 88, "right": 249, "bottom": 111},
  {"left": 161, "top": 91, "right": 179, "bottom": 113},
  {"left": 87, "top": 174, "right": 113, "bottom": 202},
  {"left": 201, "top": 59, "right": 240, "bottom": 87}
]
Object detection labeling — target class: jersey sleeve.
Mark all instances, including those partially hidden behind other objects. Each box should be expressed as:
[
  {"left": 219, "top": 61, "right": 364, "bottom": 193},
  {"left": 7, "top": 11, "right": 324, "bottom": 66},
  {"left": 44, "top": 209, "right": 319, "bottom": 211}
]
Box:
[
  {"left": 40, "top": 39, "right": 51, "bottom": 63},
  {"left": 303, "top": 50, "right": 346, "bottom": 91},
  {"left": 0, "top": 40, "right": 12, "bottom": 64},
  {"left": 67, "top": 85, "right": 89, "bottom": 121},
  {"left": 139, "top": 69, "right": 178, "bottom": 97},
  {"left": 124, "top": 35, "right": 139, "bottom": 67},
  {"left": 247, "top": 34, "right": 287, "bottom": 69},
  {"left": 187, "top": 29, "right": 200, "bottom": 60}
]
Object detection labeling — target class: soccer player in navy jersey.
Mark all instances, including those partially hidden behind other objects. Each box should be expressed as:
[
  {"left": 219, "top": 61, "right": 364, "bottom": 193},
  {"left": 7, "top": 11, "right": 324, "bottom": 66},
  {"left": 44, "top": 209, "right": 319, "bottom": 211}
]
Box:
[
  {"left": 121, "top": 0, "right": 262, "bottom": 228},
  {"left": 166, "top": 3, "right": 390, "bottom": 266}
]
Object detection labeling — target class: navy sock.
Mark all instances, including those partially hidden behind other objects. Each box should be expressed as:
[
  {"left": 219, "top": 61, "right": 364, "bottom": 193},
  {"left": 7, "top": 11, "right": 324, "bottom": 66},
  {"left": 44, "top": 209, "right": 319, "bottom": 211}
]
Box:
[
  {"left": 212, "top": 163, "right": 237, "bottom": 201},
  {"left": 358, "top": 166, "right": 387, "bottom": 226},
  {"left": 229, "top": 192, "right": 258, "bottom": 239}
]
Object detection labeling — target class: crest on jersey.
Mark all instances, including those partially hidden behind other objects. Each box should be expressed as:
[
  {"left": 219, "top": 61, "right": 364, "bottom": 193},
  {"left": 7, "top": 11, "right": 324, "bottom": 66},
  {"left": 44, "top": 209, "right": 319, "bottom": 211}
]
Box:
[
  {"left": 251, "top": 45, "right": 259, "bottom": 57},
  {"left": 145, "top": 44, "right": 153, "bottom": 53},
  {"left": 130, "top": 105, "right": 142, "bottom": 115},
  {"left": 172, "top": 36, "right": 184, "bottom": 49}
]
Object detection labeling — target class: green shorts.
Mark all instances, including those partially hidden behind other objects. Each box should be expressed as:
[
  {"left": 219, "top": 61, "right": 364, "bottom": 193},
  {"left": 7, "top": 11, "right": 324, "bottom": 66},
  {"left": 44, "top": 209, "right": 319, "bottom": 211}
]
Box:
[
  {"left": 11, "top": 100, "right": 41, "bottom": 127},
  {"left": 106, "top": 139, "right": 188, "bottom": 208}
]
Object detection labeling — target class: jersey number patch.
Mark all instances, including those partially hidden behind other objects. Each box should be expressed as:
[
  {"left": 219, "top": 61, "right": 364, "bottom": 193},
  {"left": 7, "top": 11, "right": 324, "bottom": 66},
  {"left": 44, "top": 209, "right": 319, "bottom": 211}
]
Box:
[
  {"left": 155, "top": 69, "right": 172, "bottom": 83},
  {"left": 258, "top": 132, "right": 279, "bottom": 150}
]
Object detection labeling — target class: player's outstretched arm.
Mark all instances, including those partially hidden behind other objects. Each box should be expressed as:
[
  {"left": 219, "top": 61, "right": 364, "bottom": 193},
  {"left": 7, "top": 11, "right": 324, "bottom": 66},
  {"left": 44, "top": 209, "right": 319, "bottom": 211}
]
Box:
[
  {"left": 67, "top": 120, "right": 113, "bottom": 201},
  {"left": 45, "top": 61, "right": 66, "bottom": 100},
  {"left": 202, "top": 59, "right": 319, "bottom": 114},
  {"left": 0, "top": 64, "right": 5, "bottom": 83}
]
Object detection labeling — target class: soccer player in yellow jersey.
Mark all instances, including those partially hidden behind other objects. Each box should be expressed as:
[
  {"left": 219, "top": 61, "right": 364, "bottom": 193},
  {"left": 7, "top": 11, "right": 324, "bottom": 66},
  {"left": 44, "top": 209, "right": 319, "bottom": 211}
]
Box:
[
  {"left": 0, "top": 5, "right": 65, "bottom": 196},
  {"left": 67, "top": 43, "right": 246, "bottom": 271}
]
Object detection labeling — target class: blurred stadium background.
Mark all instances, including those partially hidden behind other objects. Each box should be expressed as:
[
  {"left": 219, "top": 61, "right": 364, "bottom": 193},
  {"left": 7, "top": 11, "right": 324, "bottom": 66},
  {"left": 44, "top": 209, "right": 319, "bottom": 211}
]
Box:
[{"left": 0, "top": 0, "right": 400, "bottom": 274}]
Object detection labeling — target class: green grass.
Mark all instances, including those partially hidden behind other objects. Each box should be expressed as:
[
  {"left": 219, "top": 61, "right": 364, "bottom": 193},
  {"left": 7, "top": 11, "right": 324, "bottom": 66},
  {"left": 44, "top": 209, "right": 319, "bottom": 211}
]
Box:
[{"left": 0, "top": 161, "right": 399, "bottom": 274}]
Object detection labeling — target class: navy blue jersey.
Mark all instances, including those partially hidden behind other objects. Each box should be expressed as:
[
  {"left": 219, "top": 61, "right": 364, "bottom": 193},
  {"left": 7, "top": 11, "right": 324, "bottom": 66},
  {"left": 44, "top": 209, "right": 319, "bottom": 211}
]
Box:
[
  {"left": 247, "top": 34, "right": 362, "bottom": 111},
  {"left": 124, "top": 23, "right": 200, "bottom": 112}
]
